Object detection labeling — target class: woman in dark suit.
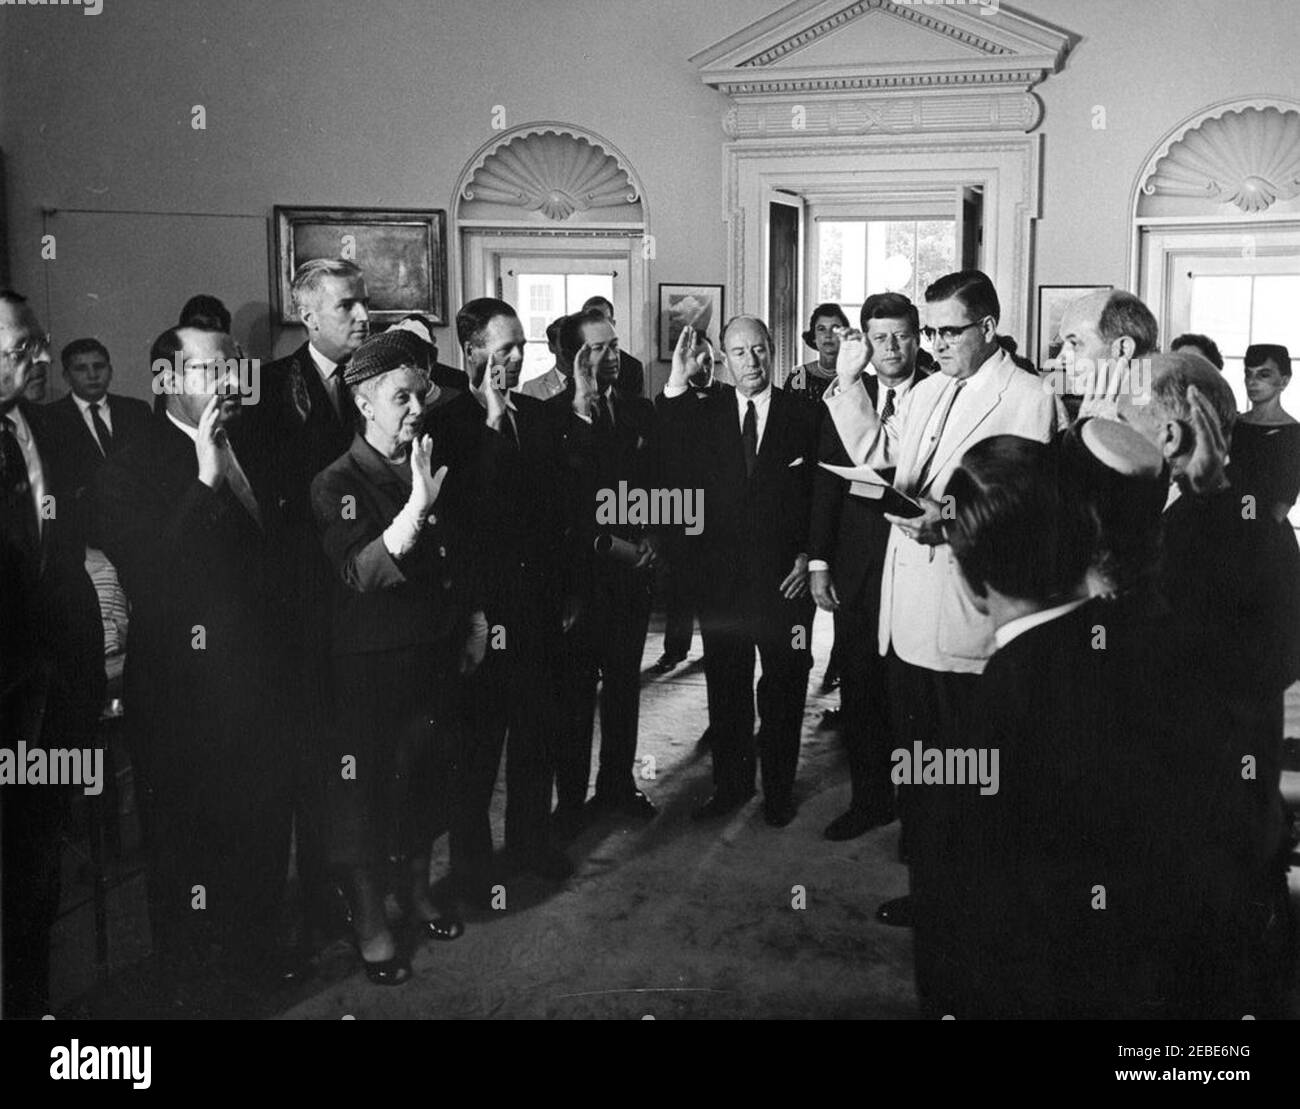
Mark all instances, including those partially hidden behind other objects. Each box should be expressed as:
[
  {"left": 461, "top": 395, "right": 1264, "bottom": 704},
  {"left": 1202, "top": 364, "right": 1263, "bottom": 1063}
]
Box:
[{"left": 311, "top": 329, "right": 484, "bottom": 984}]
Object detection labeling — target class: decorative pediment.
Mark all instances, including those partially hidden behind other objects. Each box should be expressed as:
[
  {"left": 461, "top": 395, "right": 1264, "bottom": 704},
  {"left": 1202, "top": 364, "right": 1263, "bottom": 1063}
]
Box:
[
  {"left": 456, "top": 123, "right": 644, "bottom": 224},
  {"left": 1136, "top": 99, "right": 1300, "bottom": 218},
  {"left": 693, "top": 0, "right": 1072, "bottom": 136}
]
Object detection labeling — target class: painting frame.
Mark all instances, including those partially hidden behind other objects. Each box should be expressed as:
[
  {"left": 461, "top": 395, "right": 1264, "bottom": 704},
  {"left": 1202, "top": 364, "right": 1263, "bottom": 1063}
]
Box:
[
  {"left": 1036, "top": 283, "right": 1112, "bottom": 370},
  {"left": 658, "top": 283, "right": 724, "bottom": 362},
  {"left": 274, "top": 206, "right": 448, "bottom": 325}
]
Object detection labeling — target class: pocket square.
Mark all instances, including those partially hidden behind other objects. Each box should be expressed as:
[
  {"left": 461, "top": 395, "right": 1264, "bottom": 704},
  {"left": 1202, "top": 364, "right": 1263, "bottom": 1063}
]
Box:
[{"left": 788, "top": 457, "right": 804, "bottom": 467}]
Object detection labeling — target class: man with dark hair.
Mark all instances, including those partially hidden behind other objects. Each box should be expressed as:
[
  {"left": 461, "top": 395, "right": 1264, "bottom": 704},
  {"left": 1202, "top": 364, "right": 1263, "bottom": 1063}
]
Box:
[
  {"left": 820, "top": 270, "right": 1060, "bottom": 950},
  {"left": 810, "top": 292, "right": 928, "bottom": 840},
  {"left": 424, "top": 296, "right": 596, "bottom": 889},
  {"left": 237, "top": 257, "right": 371, "bottom": 956},
  {"left": 1170, "top": 332, "right": 1224, "bottom": 370},
  {"left": 550, "top": 307, "right": 659, "bottom": 837},
  {"left": 660, "top": 315, "right": 819, "bottom": 827},
  {"left": 582, "top": 295, "right": 644, "bottom": 397},
  {"left": 92, "top": 323, "right": 294, "bottom": 1001},
  {"left": 179, "top": 294, "right": 232, "bottom": 334},
  {"left": 41, "top": 337, "right": 151, "bottom": 543},
  {"left": 1, "top": 291, "right": 104, "bottom": 1017}
]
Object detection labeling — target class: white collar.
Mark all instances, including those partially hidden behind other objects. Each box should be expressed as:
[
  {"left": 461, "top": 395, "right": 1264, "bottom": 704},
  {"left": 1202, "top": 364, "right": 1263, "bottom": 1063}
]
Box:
[
  {"left": 995, "top": 597, "right": 1089, "bottom": 649},
  {"left": 736, "top": 383, "right": 773, "bottom": 408},
  {"left": 72, "top": 392, "right": 107, "bottom": 414},
  {"left": 307, "top": 343, "right": 340, "bottom": 380}
]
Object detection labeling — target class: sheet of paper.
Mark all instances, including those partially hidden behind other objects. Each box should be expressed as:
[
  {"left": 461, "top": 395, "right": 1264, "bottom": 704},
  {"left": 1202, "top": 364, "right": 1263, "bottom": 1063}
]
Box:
[{"left": 818, "top": 461, "right": 892, "bottom": 487}]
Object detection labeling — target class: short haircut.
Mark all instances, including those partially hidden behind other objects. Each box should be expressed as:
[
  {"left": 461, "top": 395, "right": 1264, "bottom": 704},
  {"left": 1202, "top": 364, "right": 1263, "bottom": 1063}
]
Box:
[
  {"left": 924, "top": 270, "right": 1000, "bottom": 324},
  {"left": 61, "top": 337, "right": 110, "bottom": 371},
  {"left": 557, "top": 307, "right": 612, "bottom": 369},
  {"left": 860, "top": 292, "right": 919, "bottom": 334},
  {"left": 1170, "top": 333, "right": 1223, "bottom": 370},
  {"left": 545, "top": 315, "right": 565, "bottom": 355},
  {"left": 1097, "top": 291, "right": 1158, "bottom": 357},
  {"left": 582, "top": 295, "right": 614, "bottom": 317},
  {"left": 179, "top": 294, "right": 231, "bottom": 333},
  {"left": 456, "top": 297, "right": 517, "bottom": 349},
  {"left": 946, "top": 435, "right": 1092, "bottom": 604},
  {"left": 807, "top": 302, "right": 849, "bottom": 330},
  {"left": 290, "top": 258, "right": 364, "bottom": 316},
  {"left": 1146, "top": 349, "right": 1238, "bottom": 436},
  {"left": 1245, "top": 343, "right": 1291, "bottom": 375},
  {"left": 720, "top": 314, "right": 772, "bottom": 351}
]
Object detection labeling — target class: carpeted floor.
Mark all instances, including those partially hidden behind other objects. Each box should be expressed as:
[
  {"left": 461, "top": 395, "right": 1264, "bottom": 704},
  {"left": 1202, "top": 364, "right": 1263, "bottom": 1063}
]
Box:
[{"left": 50, "top": 609, "right": 1300, "bottom": 1019}]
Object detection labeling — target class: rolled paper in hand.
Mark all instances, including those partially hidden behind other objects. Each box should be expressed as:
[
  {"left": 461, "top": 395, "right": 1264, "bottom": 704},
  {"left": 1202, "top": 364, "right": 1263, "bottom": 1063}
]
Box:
[{"left": 594, "top": 533, "right": 641, "bottom": 565}]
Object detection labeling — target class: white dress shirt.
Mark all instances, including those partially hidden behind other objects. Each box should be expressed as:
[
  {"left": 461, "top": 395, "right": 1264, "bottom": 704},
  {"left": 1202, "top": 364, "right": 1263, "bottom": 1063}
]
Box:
[
  {"left": 308, "top": 343, "right": 344, "bottom": 417},
  {"left": 735, "top": 384, "right": 773, "bottom": 450},
  {"left": 4, "top": 405, "right": 48, "bottom": 538},
  {"left": 994, "top": 597, "right": 1089, "bottom": 649},
  {"left": 72, "top": 391, "right": 113, "bottom": 442}
]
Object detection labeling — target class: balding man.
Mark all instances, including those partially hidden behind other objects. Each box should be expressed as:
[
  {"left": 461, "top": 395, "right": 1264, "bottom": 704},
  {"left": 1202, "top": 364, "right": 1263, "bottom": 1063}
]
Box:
[
  {"left": 1, "top": 291, "right": 103, "bottom": 1017},
  {"left": 660, "top": 316, "right": 819, "bottom": 826},
  {"left": 93, "top": 324, "right": 295, "bottom": 997},
  {"left": 1054, "top": 289, "right": 1159, "bottom": 417}
]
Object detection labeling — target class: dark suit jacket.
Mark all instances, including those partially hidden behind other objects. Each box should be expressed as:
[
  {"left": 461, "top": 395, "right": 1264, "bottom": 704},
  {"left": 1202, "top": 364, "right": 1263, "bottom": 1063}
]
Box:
[
  {"left": 91, "top": 413, "right": 291, "bottom": 763},
  {"left": 808, "top": 369, "right": 928, "bottom": 609},
  {"left": 659, "top": 383, "right": 818, "bottom": 617},
  {"left": 42, "top": 391, "right": 153, "bottom": 545},
  {"left": 949, "top": 595, "right": 1245, "bottom": 1019},
  {"left": 573, "top": 385, "right": 659, "bottom": 556},
  {"left": 1, "top": 401, "right": 104, "bottom": 745},
  {"left": 311, "top": 433, "right": 470, "bottom": 656},
  {"left": 616, "top": 350, "right": 645, "bottom": 398}
]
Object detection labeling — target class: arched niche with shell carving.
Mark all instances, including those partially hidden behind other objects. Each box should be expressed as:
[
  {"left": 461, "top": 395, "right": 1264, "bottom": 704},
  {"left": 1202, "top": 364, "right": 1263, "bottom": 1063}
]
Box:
[
  {"left": 1134, "top": 98, "right": 1300, "bottom": 220},
  {"left": 454, "top": 124, "right": 646, "bottom": 227}
]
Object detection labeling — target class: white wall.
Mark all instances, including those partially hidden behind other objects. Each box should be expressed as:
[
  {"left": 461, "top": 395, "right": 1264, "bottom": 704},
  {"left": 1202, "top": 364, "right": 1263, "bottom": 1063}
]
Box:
[{"left": 2, "top": 0, "right": 1297, "bottom": 401}]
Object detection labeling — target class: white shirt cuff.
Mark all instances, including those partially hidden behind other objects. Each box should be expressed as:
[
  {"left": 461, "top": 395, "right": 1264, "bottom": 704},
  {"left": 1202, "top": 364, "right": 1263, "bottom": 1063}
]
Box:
[
  {"left": 808, "top": 559, "right": 830, "bottom": 572},
  {"left": 663, "top": 383, "right": 688, "bottom": 398}
]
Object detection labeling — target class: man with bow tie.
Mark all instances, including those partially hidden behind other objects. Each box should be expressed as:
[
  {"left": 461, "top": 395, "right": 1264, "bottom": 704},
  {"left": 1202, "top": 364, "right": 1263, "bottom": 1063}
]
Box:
[{"left": 92, "top": 324, "right": 295, "bottom": 998}]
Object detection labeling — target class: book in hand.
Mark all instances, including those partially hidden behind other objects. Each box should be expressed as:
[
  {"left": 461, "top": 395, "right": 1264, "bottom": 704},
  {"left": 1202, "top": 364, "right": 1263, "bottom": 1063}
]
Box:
[{"left": 818, "top": 462, "right": 926, "bottom": 518}]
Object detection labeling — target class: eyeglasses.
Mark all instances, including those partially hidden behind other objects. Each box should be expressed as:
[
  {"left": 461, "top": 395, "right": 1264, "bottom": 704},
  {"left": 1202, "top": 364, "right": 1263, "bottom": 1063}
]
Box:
[
  {"left": 921, "top": 320, "right": 985, "bottom": 344},
  {"left": 1, "top": 334, "right": 51, "bottom": 364}
]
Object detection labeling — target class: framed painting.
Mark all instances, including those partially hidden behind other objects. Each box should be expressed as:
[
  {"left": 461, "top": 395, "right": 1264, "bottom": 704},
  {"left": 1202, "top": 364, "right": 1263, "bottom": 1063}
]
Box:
[{"left": 658, "top": 283, "right": 724, "bottom": 362}]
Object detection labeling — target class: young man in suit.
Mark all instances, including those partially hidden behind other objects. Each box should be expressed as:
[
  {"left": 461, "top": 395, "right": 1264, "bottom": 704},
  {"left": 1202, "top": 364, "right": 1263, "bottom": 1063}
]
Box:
[
  {"left": 1, "top": 292, "right": 104, "bottom": 1018},
  {"left": 41, "top": 338, "right": 152, "bottom": 543},
  {"left": 550, "top": 308, "right": 660, "bottom": 838},
  {"left": 241, "top": 258, "right": 371, "bottom": 953},
  {"left": 423, "top": 297, "right": 595, "bottom": 890},
  {"left": 92, "top": 324, "right": 295, "bottom": 1000},
  {"left": 822, "top": 271, "right": 1061, "bottom": 943},
  {"left": 809, "top": 293, "right": 928, "bottom": 841},
  {"left": 660, "top": 316, "right": 820, "bottom": 827}
]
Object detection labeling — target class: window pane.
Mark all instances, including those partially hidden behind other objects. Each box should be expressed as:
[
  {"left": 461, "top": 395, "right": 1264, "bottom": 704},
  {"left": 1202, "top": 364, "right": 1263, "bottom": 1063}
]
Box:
[
  {"left": 818, "top": 218, "right": 954, "bottom": 312},
  {"left": 1188, "top": 275, "right": 1252, "bottom": 357},
  {"left": 1251, "top": 275, "right": 1300, "bottom": 354},
  {"left": 915, "top": 220, "right": 958, "bottom": 303},
  {"left": 566, "top": 273, "right": 613, "bottom": 315}
]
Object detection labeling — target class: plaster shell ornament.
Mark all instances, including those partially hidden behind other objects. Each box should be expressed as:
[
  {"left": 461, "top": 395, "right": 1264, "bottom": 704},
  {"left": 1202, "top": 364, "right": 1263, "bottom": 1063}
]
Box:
[
  {"left": 465, "top": 132, "right": 639, "bottom": 220},
  {"left": 1143, "top": 106, "right": 1300, "bottom": 214}
]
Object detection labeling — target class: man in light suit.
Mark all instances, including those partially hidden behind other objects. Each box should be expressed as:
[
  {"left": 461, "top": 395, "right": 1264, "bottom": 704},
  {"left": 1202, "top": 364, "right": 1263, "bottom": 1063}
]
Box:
[{"left": 823, "top": 271, "right": 1060, "bottom": 1005}]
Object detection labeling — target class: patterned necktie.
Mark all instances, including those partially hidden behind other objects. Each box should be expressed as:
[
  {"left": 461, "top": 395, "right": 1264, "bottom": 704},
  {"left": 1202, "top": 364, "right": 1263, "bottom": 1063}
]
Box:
[
  {"left": 880, "top": 388, "right": 896, "bottom": 423},
  {"left": 915, "top": 380, "right": 965, "bottom": 490},
  {"left": 90, "top": 400, "right": 114, "bottom": 455},
  {"left": 742, "top": 400, "right": 758, "bottom": 478}
]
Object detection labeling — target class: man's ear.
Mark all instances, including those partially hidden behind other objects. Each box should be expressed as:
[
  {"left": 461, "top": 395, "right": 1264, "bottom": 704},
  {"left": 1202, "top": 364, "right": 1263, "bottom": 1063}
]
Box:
[
  {"left": 1160, "top": 418, "right": 1188, "bottom": 460},
  {"left": 981, "top": 316, "right": 998, "bottom": 343},
  {"left": 1112, "top": 335, "right": 1137, "bottom": 361}
]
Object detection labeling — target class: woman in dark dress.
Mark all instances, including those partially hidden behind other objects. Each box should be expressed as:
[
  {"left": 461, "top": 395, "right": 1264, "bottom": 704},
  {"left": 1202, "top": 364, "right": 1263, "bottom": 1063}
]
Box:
[
  {"left": 311, "top": 329, "right": 481, "bottom": 984},
  {"left": 784, "top": 302, "right": 847, "bottom": 403},
  {"left": 1229, "top": 342, "right": 1300, "bottom": 682}
]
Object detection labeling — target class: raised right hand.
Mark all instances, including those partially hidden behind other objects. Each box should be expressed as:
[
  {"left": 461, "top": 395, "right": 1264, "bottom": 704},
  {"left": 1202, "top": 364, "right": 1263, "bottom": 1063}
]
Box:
[
  {"left": 195, "top": 395, "right": 231, "bottom": 488},
  {"left": 835, "top": 327, "right": 871, "bottom": 391},
  {"left": 409, "top": 434, "right": 449, "bottom": 514},
  {"left": 669, "top": 325, "right": 707, "bottom": 390}
]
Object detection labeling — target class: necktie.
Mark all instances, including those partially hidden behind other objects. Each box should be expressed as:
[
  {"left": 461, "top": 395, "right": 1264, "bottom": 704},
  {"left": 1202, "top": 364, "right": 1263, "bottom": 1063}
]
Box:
[
  {"left": 880, "top": 388, "right": 896, "bottom": 423},
  {"left": 1, "top": 414, "right": 38, "bottom": 552},
  {"left": 594, "top": 393, "right": 614, "bottom": 433},
  {"left": 90, "top": 401, "right": 114, "bottom": 455},
  {"left": 914, "top": 380, "right": 964, "bottom": 490},
  {"left": 222, "top": 446, "right": 263, "bottom": 529},
  {"left": 490, "top": 406, "right": 519, "bottom": 449},
  {"left": 329, "top": 365, "right": 347, "bottom": 420},
  {"left": 741, "top": 400, "right": 758, "bottom": 478}
]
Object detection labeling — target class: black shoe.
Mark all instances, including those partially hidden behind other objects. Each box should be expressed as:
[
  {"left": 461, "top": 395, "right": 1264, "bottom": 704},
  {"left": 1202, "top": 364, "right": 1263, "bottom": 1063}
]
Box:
[
  {"left": 691, "top": 790, "right": 754, "bottom": 821},
  {"left": 875, "top": 895, "right": 913, "bottom": 928},
  {"left": 551, "top": 803, "right": 593, "bottom": 842},
  {"left": 819, "top": 708, "right": 842, "bottom": 729},
  {"left": 417, "top": 915, "right": 465, "bottom": 942},
  {"left": 824, "top": 807, "right": 895, "bottom": 841},
  {"left": 587, "top": 789, "right": 657, "bottom": 820},
  {"left": 653, "top": 652, "right": 687, "bottom": 673},
  {"left": 362, "top": 954, "right": 411, "bottom": 986},
  {"left": 507, "top": 847, "right": 574, "bottom": 882},
  {"left": 763, "top": 798, "right": 797, "bottom": 827}
]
